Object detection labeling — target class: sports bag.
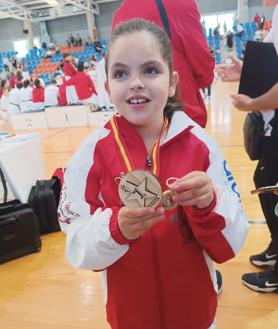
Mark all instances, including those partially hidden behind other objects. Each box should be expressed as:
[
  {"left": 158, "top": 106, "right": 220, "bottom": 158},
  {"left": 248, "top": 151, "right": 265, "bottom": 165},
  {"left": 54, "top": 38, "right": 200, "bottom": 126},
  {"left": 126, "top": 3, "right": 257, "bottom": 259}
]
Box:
[
  {"left": 0, "top": 167, "right": 41, "bottom": 264},
  {"left": 28, "top": 174, "right": 61, "bottom": 234}
]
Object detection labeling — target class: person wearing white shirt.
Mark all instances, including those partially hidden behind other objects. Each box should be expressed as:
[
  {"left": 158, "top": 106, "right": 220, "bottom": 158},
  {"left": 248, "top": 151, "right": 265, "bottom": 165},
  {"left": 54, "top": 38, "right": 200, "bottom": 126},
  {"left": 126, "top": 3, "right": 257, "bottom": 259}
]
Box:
[
  {"left": 95, "top": 55, "right": 114, "bottom": 111},
  {"left": 8, "top": 81, "right": 22, "bottom": 114},
  {"left": 20, "top": 79, "right": 33, "bottom": 112},
  {"left": 44, "top": 79, "right": 59, "bottom": 107},
  {"left": 0, "top": 80, "right": 10, "bottom": 121}
]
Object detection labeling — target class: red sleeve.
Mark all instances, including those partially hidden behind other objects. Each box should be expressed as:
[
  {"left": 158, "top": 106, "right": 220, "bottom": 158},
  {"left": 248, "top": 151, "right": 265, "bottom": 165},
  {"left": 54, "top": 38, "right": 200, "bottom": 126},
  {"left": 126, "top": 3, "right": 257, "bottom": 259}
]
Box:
[
  {"left": 87, "top": 75, "right": 97, "bottom": 95},
  {"left": 109, "top": 207, "right": 134, "bottom": 245},
  {"left": 184, "top": 192, "right": 235, "bottom": 264},
  {"left": 70, "top": 63, "right": 77, "bottom": 76},
  {"left": 173, "top": 2, "right": 214, "bottom": 88}
]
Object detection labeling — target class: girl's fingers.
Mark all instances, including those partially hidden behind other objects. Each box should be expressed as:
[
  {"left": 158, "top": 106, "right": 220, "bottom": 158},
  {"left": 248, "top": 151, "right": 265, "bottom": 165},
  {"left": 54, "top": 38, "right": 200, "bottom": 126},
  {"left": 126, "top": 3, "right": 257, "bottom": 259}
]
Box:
[
  {"left": 172, "top": 186, "right": 209, "bottom": 203},
  {"left": 170, "top": 175, "right": 211, "bottom": 193},
  {"left": 174, "top": 193, "right": 213, "bottom": 208}
]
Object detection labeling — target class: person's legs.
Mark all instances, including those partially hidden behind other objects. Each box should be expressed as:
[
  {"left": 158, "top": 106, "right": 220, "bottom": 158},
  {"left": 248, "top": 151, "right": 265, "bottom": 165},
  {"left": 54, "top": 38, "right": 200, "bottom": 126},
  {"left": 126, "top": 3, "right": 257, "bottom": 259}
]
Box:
[{"left": 242, "top": 137, "right": 278, "bottom": 292}]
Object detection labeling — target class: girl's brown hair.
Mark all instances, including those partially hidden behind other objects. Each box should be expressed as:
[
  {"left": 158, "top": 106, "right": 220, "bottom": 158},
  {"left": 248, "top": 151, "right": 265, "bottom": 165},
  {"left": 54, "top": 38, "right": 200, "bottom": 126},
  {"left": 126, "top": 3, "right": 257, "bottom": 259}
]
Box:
[{"left": 105, "top": 19, "right": 183, "bottom": 122}]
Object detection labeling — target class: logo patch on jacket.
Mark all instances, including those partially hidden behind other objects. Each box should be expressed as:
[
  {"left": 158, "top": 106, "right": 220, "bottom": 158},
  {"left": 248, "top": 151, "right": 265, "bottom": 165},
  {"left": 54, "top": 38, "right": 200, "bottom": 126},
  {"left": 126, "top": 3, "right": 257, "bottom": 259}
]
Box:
[{"left": 223, "top": 160, "right": 240, "bottom": 198}]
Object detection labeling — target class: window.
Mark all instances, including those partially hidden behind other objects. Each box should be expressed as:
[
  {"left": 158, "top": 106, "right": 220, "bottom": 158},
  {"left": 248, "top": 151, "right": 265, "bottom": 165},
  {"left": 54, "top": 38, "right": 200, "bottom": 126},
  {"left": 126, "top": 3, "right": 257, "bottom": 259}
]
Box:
[
  {"left": 202, "top": 12, "right": 236, "bottom": 35},
  {"left": 13, "top": 37, "right": 41, "bottom": 58}
]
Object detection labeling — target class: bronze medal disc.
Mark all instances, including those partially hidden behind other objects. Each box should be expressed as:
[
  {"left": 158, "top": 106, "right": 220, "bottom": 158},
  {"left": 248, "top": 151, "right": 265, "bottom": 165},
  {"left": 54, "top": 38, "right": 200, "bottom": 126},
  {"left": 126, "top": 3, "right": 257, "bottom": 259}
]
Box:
[
  {"left": 119, "top": 170, "right": 162, "bottom": 208},
  {"left": 161, "top": 189, "right": 177, "bottom": 210}
]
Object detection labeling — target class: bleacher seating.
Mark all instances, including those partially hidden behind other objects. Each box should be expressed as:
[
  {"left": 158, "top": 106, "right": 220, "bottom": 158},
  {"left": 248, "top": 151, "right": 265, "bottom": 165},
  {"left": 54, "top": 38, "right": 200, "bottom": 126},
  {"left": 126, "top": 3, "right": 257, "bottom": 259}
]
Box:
[
  {"left": 235, "top": 22, "right": 258, "bottom": 59},
  {"left": 204, "top": 27, "right": 222, "bottom": 64},
  {"left": 21, "top": 40, "right": 107, "bottom": 85},
  {"left": 0, "top": 51, "right": 18, "bottom": 73}
]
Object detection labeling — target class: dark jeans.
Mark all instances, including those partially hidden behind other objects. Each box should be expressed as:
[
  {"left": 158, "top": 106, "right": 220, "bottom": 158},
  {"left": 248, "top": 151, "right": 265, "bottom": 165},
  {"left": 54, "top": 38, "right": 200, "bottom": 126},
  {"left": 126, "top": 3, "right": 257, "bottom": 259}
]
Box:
[{"left": 254, "top": 136, "right": 278, "bottom": 270}]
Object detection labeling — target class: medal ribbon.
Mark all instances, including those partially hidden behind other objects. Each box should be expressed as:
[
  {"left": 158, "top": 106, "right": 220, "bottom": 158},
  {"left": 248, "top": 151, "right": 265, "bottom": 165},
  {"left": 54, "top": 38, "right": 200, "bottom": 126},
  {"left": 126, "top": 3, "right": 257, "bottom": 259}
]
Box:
[{"left": 110, "top": 115, "right": 168, "bottom": 176}]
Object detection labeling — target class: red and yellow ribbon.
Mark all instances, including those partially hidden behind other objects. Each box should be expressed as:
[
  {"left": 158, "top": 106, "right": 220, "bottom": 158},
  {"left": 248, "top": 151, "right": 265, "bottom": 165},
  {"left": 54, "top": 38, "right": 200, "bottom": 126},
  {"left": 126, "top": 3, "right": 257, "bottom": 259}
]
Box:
[{"left": 110, "top": 115, "right": 168, "bottom": 176}]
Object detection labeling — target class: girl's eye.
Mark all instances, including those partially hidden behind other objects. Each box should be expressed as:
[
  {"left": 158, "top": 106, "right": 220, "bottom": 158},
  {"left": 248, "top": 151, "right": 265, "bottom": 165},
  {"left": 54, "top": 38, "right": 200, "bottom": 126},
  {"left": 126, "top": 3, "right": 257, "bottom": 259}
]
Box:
[
  {"left": 144, "top": 67, "right": 159, "bottom": 75},
  {"left": 113, "top": 70, "right": 127, "bottom": 79}
]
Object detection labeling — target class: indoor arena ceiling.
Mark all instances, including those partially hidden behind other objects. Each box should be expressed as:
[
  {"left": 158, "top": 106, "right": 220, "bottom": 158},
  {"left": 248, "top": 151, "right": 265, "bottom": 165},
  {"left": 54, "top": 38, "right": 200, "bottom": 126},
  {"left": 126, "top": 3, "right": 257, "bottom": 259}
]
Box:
[{"left": 0, "top": 0, "right": 118, "bottom": 21}]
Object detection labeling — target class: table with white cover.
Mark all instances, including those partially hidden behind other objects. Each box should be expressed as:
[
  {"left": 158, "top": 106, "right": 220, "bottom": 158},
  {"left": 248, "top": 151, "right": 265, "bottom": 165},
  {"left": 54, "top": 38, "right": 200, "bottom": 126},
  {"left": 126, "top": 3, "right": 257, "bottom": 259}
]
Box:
[{"left": 0, "top": 133, "right": 45, "bottom": 202}]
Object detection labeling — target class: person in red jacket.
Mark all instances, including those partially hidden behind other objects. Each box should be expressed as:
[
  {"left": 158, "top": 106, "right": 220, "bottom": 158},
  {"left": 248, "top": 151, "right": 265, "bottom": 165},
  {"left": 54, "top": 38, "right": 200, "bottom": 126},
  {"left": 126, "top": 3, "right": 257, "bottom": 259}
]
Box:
[
  {"left": 63, "top": 52, "right": 79, "bottom": 104},
  {"left": 112, "top": 0, "right": 214, "bottom": 128},
  {"left": 31, "top": 78, "right": 44, "bottom": 111},
  {"left": 63, "top": 52, "right": 77, "bottom": 77},
  {"left": 69, "top": 62, "right": 98, "bottom": 110},
  {"left": 58, "top": 77, "right": 68, "bottom": 106},
  {"left": 58, "top": 20, "right": 248, "bottom": 329}
]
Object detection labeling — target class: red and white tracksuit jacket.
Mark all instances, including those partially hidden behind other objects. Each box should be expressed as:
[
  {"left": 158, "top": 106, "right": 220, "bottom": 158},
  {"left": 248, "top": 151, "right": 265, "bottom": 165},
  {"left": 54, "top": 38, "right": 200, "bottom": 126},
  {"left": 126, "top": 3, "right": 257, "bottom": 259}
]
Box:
[
  {"left": 58, "top": 111, "right": 249, "bottom": 329},
  {"left": 112, "top": 0, "right": 215, "bottom": 128}
]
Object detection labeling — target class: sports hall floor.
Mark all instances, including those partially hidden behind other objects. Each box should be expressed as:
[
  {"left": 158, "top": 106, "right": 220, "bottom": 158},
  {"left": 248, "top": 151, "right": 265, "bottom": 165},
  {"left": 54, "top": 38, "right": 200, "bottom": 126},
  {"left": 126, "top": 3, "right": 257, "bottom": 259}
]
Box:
[{"left": 0, "top": 80, "right": 278, "bottom": 329}]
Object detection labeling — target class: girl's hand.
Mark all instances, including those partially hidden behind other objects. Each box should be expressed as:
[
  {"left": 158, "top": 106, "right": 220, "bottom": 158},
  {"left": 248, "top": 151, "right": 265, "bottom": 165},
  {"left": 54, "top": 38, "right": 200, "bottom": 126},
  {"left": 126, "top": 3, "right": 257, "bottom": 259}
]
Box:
[
  {"left": 118, "top": 206, "right": 165, "bottom": 240},
  {"left": 169, "top": 171, "right": 214, "bottom": 209}
]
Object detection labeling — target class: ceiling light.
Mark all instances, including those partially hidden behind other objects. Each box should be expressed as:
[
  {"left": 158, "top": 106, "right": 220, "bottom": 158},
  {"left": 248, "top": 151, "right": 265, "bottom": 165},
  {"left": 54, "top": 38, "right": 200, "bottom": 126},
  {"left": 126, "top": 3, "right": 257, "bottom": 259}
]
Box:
[{"left": 46, "top": 0, "right": 59, "bottom": 6}]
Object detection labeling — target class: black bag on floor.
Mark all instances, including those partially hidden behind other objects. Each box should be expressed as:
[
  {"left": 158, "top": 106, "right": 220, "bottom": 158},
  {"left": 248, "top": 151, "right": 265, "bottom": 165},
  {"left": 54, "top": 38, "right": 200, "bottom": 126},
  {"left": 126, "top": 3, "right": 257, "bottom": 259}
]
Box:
[
  {"left": 28, "top": 177, "right": 61, "bottom": 234},
  {"left": 0, "top": 167, "right": 41, "bottom": 264}
]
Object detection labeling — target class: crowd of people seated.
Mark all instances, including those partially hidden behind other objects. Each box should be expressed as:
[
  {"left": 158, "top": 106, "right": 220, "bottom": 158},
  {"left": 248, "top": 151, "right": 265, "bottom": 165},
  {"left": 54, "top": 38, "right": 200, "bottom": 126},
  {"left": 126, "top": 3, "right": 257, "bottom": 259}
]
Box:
[{"left": 0, "top": 43, "right": 114, "bottom": 122}]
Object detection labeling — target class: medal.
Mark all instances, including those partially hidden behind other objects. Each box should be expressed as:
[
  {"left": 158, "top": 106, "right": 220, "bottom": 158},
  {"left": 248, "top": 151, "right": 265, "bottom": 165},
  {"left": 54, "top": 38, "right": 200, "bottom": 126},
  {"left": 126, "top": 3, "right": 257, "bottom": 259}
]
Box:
[
  {"left": 111, "top": 116, "right": 177, "bottom": 210},
  {"left": 119, "top": 170, "right": 162, "bottom": 208}
]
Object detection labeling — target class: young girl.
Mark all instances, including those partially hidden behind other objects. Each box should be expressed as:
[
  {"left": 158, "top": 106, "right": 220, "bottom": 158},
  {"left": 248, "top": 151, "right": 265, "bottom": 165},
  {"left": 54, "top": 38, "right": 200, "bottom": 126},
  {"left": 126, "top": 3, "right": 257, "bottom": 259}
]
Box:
[{"left": 58, "top": 19, "right": 249, "bottom": 329}]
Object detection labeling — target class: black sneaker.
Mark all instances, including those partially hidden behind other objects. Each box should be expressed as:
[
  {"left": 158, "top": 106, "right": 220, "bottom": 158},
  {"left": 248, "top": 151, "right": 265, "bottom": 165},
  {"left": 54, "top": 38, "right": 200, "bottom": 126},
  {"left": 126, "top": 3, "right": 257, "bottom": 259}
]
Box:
[
  {"left": 242, "top": 270, "right": 278, "bottom": 292},
  {"left": 249, "top": 241, "right": 277, "bottom": 268},
  {"left": 216, "top": 269, "right": 223, "bottom": 295}
]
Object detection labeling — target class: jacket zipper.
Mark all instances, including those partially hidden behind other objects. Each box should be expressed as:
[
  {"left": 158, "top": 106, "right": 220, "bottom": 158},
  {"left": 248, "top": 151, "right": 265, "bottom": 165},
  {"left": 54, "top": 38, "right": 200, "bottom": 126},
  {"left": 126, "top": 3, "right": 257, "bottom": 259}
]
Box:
[{"left": 151, "top": 227, "right": 166, "bottom": 329}]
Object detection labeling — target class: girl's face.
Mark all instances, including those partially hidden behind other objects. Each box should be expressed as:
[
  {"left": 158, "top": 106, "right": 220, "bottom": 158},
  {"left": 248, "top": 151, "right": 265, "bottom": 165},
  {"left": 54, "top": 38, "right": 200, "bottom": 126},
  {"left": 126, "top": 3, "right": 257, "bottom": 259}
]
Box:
[{"left": 106, "top": 31, "right": 178, "bottom": 128}]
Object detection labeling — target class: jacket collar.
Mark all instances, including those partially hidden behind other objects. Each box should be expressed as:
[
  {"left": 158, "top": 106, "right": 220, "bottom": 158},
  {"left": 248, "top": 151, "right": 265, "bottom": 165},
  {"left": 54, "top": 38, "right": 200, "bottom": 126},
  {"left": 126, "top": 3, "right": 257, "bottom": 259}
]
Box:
[{"left": 107, "top": 111, "right": 194, "bottom": 149}]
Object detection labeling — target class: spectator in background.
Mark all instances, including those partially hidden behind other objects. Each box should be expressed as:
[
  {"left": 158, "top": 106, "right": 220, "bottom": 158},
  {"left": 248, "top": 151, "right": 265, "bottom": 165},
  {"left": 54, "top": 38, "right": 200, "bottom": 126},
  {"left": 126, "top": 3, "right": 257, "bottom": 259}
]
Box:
[
  {"left": 8, "top": 81, "right": 22, "bottom": 114},
  {"left": 96, "top": 53, "right": 114, "bottom": 111},
  {"left": 76, "top": 34, "right": 82, "bottom": 46},
  {"left": 94, "top": 40, "right": 103, "bottom": 53},
  {"left": 20, "top": 79, "right": 33, "bottom": 112},
  {"left": 31, "top": 78, "right": 44, "bottom": 111},
  {"left": 66, "top": 37, "right": 71, "bottom": 48},
  {"left": 56, "top": 76, "right": 68, "bottom": 106},
  {"left": 69, "top": 62, "right": 98, "bottom": 110},
  {"left": 213, "top": 24, "right": 220, "bottom": 39},
  {"left": 85, "top": 37, "right": 92, "bottom": 46},
  {"left": 112, "top": 0, "right": 215, "bottom": 128},
  {"left": 0, "top": 80, "right": 10, "bottom": 120},
  {"left": 42, "top": 42, "right": 48, "bottom": 50},
  {"left": 9, "top": 71, "right": 16, "bottom": 89},
  {"left": 254, "top": 12, "right": 260, "bottom": 26},
  {"left": 236, "top": 23, "right": 244, "bottom": 38},
  {"left": 63, "top": 52, "right": 79, "bottom": 105},
  {"left": 70, "top": 34, "right": 75, "bottom": 47},
  {"left": 11, "top": 56, "right": 18, "bottom": 69},
  {"left": 45, "top": 79, "right": 59, "bottom": 107},
  {"left": 226, "top": 31, "right": 234, "bottom": 50},
  {"left": 16, "top": 71, "right": 23, "bottom": 83},
  {"left": 259, "top": 15, "right": 266, "bottom": 30}
]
